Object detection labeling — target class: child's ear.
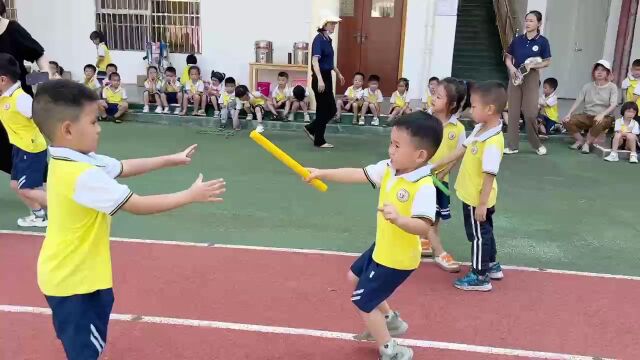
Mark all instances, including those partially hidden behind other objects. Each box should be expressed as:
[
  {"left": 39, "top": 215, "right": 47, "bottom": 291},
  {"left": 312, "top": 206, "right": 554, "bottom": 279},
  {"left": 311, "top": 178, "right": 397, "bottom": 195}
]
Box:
[
  {"left": 487, "top": 104, "right": 497, "bottom": 115},
  {"left": 417, "top": 149, "right": 428, "bottom": 163},
  {"left": 61, "top": 120, "right": 73, "bottom": 139}
]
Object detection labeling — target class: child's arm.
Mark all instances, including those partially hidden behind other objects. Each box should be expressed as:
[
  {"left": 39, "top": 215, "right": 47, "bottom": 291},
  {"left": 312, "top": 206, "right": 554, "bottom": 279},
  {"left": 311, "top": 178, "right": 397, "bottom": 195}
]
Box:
[
  {"left": 119, "top": 144, "right": 197, "bottom": 178},
  {"left": 432, "top": 145, "right": 465, "bottom": 169},
  {"left": 122, "top": 174, "right": 225, "bottom": 215},
  {"left": 474, "top": 174, "right": 495, "bottom": 222},
  {"left": 378, "top": 181, "right": 435, "bottom": 237},
  {"left": 306, "top": 168, "right": 368, "bottom": 184}
]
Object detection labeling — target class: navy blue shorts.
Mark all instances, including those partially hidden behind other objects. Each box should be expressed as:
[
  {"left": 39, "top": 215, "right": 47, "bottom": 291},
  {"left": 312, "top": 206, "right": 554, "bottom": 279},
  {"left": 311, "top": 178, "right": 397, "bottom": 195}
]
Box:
[
  {"left": 11, "top": 147, "right": 47, "bottom": 189},
  {"left": 106, "top": 103, "right": 119, "bottom": 116},
  {"left": 350, "top": 244, "right": 413, "bottom": 313},
  {"left": 538, "top": 115, "right": 557, "bottom": 134},
  {"left": 165, "top": 92, "right": 179, "bottom": 105},
  {"left": 45, "top": 288, "right": 114, "bottom": 360},
  {"left": 436, "top": 181, "right": 451, "bottom": 221}
]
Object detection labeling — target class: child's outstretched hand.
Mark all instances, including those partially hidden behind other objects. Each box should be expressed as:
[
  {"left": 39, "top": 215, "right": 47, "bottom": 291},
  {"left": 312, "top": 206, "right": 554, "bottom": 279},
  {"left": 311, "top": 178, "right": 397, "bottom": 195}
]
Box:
[
  {"left": 378, "top": 203, "right": 400, "bottom": 224},
  {"left": 170, "top": 144, "right": 198, "bottom": 166},
  {"left": 305, "top": 168, "right": 323, "bottom": 182},
  {"left": 188, "top": 174, "right": 226, "bottom": 203}
]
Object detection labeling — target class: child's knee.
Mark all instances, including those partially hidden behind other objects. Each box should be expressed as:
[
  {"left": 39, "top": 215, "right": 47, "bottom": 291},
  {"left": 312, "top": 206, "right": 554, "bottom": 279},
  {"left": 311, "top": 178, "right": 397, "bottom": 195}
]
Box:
[
  {"left": 119, "top": 102, "right": 129, "bottom": 111},
  {"left": 9, "top": 180, "right": 18, "bottom": 191}
]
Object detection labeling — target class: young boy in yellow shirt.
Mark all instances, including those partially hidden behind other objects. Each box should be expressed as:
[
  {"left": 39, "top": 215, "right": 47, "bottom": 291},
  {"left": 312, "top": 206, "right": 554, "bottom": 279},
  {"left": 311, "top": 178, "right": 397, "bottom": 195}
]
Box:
[
  {"left": 435, "top": 81, "right": 507, "bottom": 291},
  {"left": 32, "top": 79, "right": 226, "bottom": 360},
  {"left": 307, "top": 111, "right": 443, "bottom": 360}
]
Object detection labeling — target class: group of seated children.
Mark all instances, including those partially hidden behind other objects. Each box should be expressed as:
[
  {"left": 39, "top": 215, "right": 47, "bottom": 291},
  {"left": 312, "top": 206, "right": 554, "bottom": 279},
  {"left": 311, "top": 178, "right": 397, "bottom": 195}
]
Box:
[{"left": 80, "top": 62, "right": 128, "bottom": 123}]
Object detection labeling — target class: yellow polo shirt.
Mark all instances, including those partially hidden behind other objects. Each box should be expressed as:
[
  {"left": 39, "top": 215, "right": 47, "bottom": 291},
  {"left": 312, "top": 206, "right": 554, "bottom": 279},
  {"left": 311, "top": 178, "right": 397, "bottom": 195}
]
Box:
[
  {"left": 37, "top": 147, "right": 132, "bottom": 296},
  {"left": 96, "top": 43, "right": 112, "bottom": 72},
  {"left": 0, "top": 82, "right": 47, "bottom": 153},
  {"left": 364, "top": 161, "right": 436, "bottom": 270},
  {"left": 430, "top": 115, "right": 466, "bottom": 182},
  {"left": 622, "top": 76, "right": 640, "bottom": 107},
  {"left": 455, "top": 123, "right": 504, "bottom": 208},
  {"left": 102, "top": 86, "right": 127, "bottom": 104}
]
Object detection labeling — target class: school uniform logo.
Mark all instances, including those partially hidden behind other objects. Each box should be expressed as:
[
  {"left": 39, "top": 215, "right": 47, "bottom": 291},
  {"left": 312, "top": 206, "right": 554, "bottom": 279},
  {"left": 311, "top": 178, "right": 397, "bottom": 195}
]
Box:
[
  {"left": 471, "top": 144, "right": 479, "bottom": 155},
  {"left": 448, "top": 131, "right": 456, "bottom": 140},
  {"left": 3, "top": 104, "right": 9, "bottom": 110},
  {"left": 532, "top": 45, "right": 539, "bottom": 52},
  {"left": 397, "top": 189, "right": 410, "bottom": 202}
]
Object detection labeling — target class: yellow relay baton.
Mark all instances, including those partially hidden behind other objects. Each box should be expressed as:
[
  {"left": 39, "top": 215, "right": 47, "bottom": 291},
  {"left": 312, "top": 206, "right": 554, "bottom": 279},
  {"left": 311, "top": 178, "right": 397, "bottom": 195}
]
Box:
[{"left": 249, "top": 131, "right": 328, "bottom": 192}]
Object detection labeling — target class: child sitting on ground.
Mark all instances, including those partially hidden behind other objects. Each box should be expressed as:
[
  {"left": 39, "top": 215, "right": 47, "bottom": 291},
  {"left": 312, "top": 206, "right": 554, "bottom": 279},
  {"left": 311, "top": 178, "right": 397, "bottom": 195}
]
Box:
[
  {"left": 33, "top": 80, "right": 226, "bottom": 360},
  {"left": 291, "top": 85, "right": 311, "bottom": 123},
  {"left": 537, "top": 77, "right": 559, "bottom": 137},
  {"left": 208, "top": 70, "right": 225, "bottom": 118},
  {"left": 335, "top": 72, "right": 365, "bottom": 124},
  {"left": 421, "top": 76, "right": 439, "bottom": 112},
  {"left": 234, "top": 85, "right": 267, "bottom": 133},
  {"left": 387, "top": 78, "right": 411, "bottom": 124},
  {"left": 621, "top": 59, "right": 640, "bottom": 106},
  {"left": 219, "top": 77, "right": 237, "bottom": 129},
  {"left": 160, "top": 66, "right": 183, "bottom": 115},
  {"left": 270, "top": 72, "right": 292, "bottom": 121},
  {"left": 180, "top": 65, "right": 206, "bottom": 116},
  {"left": 49, "top": 61, "right": 63, "bottom": 80},
  {"left": 306, "top": 111, "right": 443, "bottom": 360},
  {"left": 102, "top": 63, "right": 118, "bottom": 88},
  {"left": 143, "top": 65, "right": 165, "bottom": 114},
  {"left": 604, "top": 101, "right": 639, "bottom": 163},
  {"left": 98, "top": 72, "right": 128, "bottom": 123},
  {"left": 360, "top": 74, "right": 383, "bottom": 126},
  {"left": 181, "top": 53, "right": 197, "bottom": 85},
  {"left": 81, "top": 64, "right": 101, "bottom": 93}
]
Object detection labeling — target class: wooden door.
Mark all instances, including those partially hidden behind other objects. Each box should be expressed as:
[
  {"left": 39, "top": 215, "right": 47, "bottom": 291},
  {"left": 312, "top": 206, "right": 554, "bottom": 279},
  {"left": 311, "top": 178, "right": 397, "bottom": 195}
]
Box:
[{"left": 337, "top": 0, "right": 405, "bottom": 95}]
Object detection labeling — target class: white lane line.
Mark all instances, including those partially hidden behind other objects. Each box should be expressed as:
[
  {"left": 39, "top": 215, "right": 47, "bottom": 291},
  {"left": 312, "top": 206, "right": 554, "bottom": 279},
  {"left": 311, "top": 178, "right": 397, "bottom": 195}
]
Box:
[
  {"left": 0, "top": 304, "right": 612, "bottom": 360},
  {"left": 2, "top": 229, "right": 639, "bottom": 281}
]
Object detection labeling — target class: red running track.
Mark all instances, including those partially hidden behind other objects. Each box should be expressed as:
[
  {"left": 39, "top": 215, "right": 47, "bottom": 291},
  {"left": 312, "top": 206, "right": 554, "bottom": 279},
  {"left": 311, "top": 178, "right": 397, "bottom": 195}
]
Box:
[{"left": 1, "top": 233, "right": 638, "bottom": 359}]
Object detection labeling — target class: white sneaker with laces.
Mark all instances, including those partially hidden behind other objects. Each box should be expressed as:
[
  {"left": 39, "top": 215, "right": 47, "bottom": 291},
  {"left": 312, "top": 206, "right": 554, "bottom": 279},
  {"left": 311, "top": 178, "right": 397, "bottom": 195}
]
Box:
[
  {"left": 371, "top": 117, "right": 380, "bottom": 126},
  {"left": 174, "top": 107, "right": 182, "bottom": 115},
  {"left": 304, "top": 113, "right": 310, "bottom": 123},
  {"left": 503, "top": 148, "right": 519, "bottom": 154},
  {"left": 569, "top": 142, "right": 582, "bottom": 150},
  {"left": 604, "top": 152, "right": 619, "bottom": 162},
  {"left": 17, "top": 214, "right": 48, "bottom": 228},
  {"left": 536, "top": 146, "right": 547, "bottom": 156},
  {"left": 379, "top": 339, "right": 413, "bottom": 360},
  {"left": 630, "top": 153, "right": 638, "bottom": 163},
  {"left": 256, "top": 124, "right": 265, "bottom": 133},
  {"left": 154, "top": 106, "right": 163, "bottom": 114},
  {"left": 581, "top": 143, "right": 590, "bottom": 154},
  {"left": 142, "top": 105, "right": 150, "bottom": 113},
  {"left": 358, "top": 117, "right": 365, "bottom": 126},
  {"left": 162, "top": 107, "right": 170, "bottom": 114}
]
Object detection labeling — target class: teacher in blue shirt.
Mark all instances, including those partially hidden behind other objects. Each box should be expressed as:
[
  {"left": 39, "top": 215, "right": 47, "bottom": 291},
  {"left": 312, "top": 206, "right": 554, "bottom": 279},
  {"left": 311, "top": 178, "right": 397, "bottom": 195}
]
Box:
[
  {"left": 504, "top": 10, "right": 551, "bottom": 156},
  {"left": 304, "top": 11, "right": 345, "bottom": 148}
]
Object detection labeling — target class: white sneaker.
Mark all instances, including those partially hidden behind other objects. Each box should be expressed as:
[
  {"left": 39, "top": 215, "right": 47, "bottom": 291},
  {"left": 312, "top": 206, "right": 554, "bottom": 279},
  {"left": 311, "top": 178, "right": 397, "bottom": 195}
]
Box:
[
  {"left": 304, "top": 113, "right": 310, "bottom": 123},
  {"left": 213, "top": 110, "right": 220, "bottom": 119},
  {"left": 536, "top": 146, "right": 547, "bottom": 156},
  {"left": 569, "top": 142, "right": 582, "bottom": 150},
  {"left": 174, "top": 107, "right": 182, "bottom": 115},
  {"left": 142, "top": 105, "right": 150, "bottom": 113},
  {"left": 358, "top": 117, "right": 365, "bottom": 126},
  {"left": 288, "top": 113, "right": 295, "bottom": 122},
  {"left": 503, "top": 148, "right": 519, "bottom": 154},
  {"left": 246, "top": 114, "right": 254, "bottom": 120},
  {"left": 154, "top": 106, "right": 163, "bottom": 114},
  {"left": 162, "top": 107, "right": 170, "bottom": 114},
  {"left": 604, "top": 152, "right": 619, "bottom": 162},
  {"left": 630, "top": 153, "right": 638, "bottom": 163},
  {"left": 581, "top": 143, "right": 590, "bottom": 154},
  {"left": 371, "top": 117, "right": 380, "bottom": 126},
  {"left": 17, "top": 214, "right": 48, "bottom": 228},
  {"left": 379, "top": 339, "right": 413, "bottom": 360},
  {"left": 256, "top": 124, "right": 265, "bottom": 133}
]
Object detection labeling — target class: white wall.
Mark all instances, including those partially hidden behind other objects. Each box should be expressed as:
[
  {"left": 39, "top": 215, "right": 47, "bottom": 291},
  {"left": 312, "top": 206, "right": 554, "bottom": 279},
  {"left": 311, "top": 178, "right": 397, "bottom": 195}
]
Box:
[
  {"left": 630, "top": 10, "right": 640, "bottom": 65},
  {"left": 16, "top": 0, "right": 312, "bottom": 86}
]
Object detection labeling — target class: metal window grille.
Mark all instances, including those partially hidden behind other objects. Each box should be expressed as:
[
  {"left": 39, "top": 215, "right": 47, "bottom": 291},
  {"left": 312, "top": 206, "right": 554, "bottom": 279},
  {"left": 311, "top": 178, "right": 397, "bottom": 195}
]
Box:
[
  {"left": 95, "top": 0, "right": 201, "bottom": 53},
  {"left": 4, "top": 0, "right": 17, "bottom": 21}
]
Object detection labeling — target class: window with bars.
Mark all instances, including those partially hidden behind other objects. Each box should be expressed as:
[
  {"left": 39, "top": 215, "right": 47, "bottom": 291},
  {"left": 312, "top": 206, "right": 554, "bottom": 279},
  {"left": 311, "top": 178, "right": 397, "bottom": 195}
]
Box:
[
  {"left": 4, "top": 0, "right": 17, "bottom": 20},
  {"left": 95, "top": 0, "right": 201, "bottom": 54}
]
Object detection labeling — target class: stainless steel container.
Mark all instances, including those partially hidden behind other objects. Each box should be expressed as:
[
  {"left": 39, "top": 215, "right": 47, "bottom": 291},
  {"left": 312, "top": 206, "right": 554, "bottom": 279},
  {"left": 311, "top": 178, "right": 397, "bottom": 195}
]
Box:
[
  {"left": 292, "top": 42, "right": 309, "bottom": 65},
  {"left": 255, "top": 40, "right": 273, "bottom": 64}
]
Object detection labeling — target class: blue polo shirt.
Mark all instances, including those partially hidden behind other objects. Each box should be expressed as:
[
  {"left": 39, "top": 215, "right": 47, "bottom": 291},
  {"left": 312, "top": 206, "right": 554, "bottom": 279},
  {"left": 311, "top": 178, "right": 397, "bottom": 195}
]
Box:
[
  {"left": 507, "top": 33, "right": 551, "bottom": 67},
  {"left": 312, "top": 32, "right": 334, "bottom": 72}
]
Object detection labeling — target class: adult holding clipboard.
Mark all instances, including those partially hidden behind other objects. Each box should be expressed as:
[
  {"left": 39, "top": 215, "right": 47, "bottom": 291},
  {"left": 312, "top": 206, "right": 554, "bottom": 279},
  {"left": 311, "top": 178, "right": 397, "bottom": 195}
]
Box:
[{"left": 0, "top": 0, "right": 51, "bottom": 174}]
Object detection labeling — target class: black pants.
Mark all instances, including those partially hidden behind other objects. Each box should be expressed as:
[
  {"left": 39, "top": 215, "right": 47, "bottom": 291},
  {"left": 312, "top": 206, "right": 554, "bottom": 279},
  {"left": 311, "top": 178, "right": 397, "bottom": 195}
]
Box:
[
  {"left": 462, "top": 202, "right": 496, "bottom": 276},
  {"left": 306, "top": 70, "right": 336, "bottom": 146}
]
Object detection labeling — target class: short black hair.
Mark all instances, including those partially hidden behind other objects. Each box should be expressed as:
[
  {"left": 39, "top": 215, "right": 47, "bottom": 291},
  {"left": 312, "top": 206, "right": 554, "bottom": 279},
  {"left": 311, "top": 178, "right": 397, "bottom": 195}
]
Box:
[
  {"left": 471, "top": 80, "right": 507, "bottom": 114},
  {"left": 292, "top": 85, "right": 306, "bottom": 102},
  {"left": 235, "top": 84, "right": 249, "bottom": 98},
  {"left": 621, "top": 101, "right": 639, "bottom": 117},
  {"left": 108, "top": 72, "right": 120, "bottom": 81},
  {"left": 165, "top": 66, "right": 176, "bottom": 75},
  {"left": 428, "top": 76, "right": 439, "bottom": 83},
  {"left": 225, "top": 77, "right": 236, "bottom": 86},
  {"left": 147, "top": 65, "right": 158, "bottom": 75},
  {"left": 277, "top": 71, "right": 289, "bottom": 79},
  {"left": 543, "top": 77, "right": 558, "bottom": 90},
  {"left": 354, "top": 72, "right": 365, "bottom": 79},
  {"left": 398, "top": 77, "right": 409, "bottom": 89},
  {"left": 211, "top": 71, "right": 226, "bottom": 83},
  {"left": 106, "top": 63, "right": 118, "bottom": 71},
  {"left": 49, "top": 61, "right": 60, "bottom": 69},
  {"left": 0, "top": 53, "right": 21, "bottom": 82},
  {"left": 84, "top": 64, "right": 97, "bottom": 73},
  {"left": 368, "top": 74, "right": 380, "bottom": 83},
  {"left": 188, "top": 65, "right": 201, "bottom": 76},
  {"left": 89, "top": 31, "right": 106, "bottom": 43},
  {"left": 186, "top": 54, "right": 197, "bottom": 65},
  {"left": 392, "top": 111, "right": 443, "bottom": 159},
  {"left": 0, "top": 1, "right": 6, "bottom": 16},
  {"left": 33, "top": 80, "right": 100, "bottom": 141},
  {"left": 632, "top": 59, "right": 640, "bottom": 68}
]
